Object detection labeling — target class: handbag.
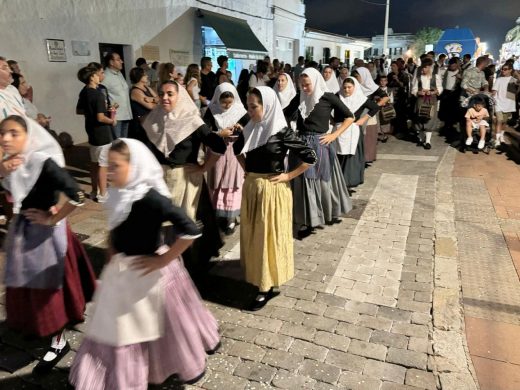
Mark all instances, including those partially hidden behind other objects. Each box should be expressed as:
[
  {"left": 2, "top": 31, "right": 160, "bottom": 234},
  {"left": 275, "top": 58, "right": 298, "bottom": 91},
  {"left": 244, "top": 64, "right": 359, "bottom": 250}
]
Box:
[
  {"left": 418, "top": 96, "right": 433, "bottom": 120},
  {"left": 380, "top": 104, "right": 396, "bottom": 122}
]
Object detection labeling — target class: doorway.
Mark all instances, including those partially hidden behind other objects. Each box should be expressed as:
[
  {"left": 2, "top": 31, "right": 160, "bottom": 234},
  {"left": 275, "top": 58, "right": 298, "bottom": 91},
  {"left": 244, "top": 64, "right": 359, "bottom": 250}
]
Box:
[{"left": 99, "top": 43, "right": 132, "bottom": 78}]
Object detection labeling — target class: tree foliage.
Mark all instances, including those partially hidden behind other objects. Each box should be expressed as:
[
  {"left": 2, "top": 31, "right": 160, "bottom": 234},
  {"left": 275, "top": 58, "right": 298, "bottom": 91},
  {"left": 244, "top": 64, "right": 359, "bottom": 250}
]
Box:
[{"left": 411, "top": 27, "right": 443, "bottom": 56}]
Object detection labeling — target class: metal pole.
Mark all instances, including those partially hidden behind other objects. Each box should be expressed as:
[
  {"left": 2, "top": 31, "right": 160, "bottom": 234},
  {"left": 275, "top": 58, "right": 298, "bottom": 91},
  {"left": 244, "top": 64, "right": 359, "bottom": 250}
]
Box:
[{"left": 383, "top": 0, "right": 390, "bottom": 56}]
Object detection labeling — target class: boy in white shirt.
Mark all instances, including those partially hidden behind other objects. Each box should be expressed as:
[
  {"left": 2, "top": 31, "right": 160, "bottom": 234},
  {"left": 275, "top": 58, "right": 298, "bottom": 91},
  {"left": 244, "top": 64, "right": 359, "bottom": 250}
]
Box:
[{"left": 464, "top": 97, "right": 490, "bottom": 150}]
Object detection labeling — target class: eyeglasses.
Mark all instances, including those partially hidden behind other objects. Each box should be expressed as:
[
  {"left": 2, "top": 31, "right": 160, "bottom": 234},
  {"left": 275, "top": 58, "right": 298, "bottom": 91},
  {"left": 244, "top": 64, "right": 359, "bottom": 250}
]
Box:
[{"left": 502, "top": 68, "right": 511, "bottom": 71}]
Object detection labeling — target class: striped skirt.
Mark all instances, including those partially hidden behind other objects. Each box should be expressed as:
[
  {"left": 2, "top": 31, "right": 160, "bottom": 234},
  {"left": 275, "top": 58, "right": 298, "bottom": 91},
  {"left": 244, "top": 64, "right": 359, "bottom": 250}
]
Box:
[
  {"left": 240, "top": 173, "right": 294, "bottom": 292},
  {"left": 69, "top": 259, "right": 220, "bottom": 389}
]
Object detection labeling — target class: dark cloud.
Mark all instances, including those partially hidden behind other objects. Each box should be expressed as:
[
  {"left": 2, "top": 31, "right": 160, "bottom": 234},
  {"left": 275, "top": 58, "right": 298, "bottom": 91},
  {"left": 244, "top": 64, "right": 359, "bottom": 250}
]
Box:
[{"left": 305, "top": 0, "right": 518, "bottom": 57}]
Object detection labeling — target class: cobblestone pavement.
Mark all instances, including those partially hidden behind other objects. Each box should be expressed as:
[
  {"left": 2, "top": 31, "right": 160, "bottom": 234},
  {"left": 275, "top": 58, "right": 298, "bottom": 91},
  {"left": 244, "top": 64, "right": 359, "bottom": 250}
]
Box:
[{"left": 0, "top": 133, "right": 488, "bottom": 389}]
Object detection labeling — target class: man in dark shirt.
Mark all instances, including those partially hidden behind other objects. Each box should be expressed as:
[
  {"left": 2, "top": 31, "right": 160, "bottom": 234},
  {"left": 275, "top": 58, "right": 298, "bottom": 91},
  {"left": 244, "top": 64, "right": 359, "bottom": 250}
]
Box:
[
  {"left": 77, "top": 65, "right": 115, "bottom": 203},
  {"left": 199, "top": 56, "right": 216, "bottom": 108}
]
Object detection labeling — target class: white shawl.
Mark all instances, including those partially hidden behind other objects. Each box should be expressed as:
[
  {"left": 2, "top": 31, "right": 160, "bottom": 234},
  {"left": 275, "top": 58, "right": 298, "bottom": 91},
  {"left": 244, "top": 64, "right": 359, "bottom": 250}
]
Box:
[
  {"left": 208, "top": 82, "right": 247, "bottom": 130},
  {"left": 273, "top": 73, "right": 297, "bottom": 109},
  {"left": 298, "top": 67, "right": 328, "bottom": 119}
]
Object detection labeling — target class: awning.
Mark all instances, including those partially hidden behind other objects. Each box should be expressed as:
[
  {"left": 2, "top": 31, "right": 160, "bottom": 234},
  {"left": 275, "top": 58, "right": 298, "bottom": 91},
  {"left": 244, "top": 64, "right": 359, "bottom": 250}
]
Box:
[{"left": 198, "top": 9, "right": 268, "bottom": 59}]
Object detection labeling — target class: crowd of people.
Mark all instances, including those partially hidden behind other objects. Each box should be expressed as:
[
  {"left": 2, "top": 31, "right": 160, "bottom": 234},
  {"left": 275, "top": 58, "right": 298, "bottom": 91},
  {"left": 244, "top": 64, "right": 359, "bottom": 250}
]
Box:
[{"left": 0, "top": 48, "right": 519, "bottom": 389}]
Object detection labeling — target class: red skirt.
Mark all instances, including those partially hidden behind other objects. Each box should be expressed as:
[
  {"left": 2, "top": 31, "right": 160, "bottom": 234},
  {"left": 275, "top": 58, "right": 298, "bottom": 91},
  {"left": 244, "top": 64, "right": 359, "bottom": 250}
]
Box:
[{"left": 5, "top": 224, "right": 96, "bottom": 337}]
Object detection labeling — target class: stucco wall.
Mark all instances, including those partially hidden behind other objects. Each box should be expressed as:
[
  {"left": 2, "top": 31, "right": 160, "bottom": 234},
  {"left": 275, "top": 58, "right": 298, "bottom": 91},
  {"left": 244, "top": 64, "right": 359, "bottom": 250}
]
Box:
[{"left": 0, "top": 0, "right": 273, "bottom": 144}]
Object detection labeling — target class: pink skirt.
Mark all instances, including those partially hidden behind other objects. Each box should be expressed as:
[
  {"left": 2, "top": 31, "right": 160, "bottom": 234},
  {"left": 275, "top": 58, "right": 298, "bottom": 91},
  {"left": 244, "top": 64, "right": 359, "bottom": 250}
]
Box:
[
  {"left": 69, "top": 260, "right": 220, "bottom": 389},
  {"left": 207, "top": 143, "right": 244, "bottom": 218}
]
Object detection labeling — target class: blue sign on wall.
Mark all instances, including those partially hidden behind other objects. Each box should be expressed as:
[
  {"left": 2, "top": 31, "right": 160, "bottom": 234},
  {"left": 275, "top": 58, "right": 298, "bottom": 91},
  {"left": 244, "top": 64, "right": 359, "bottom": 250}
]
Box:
[{"left": 434, "top": 28, "right": 478, "bottom": 58}]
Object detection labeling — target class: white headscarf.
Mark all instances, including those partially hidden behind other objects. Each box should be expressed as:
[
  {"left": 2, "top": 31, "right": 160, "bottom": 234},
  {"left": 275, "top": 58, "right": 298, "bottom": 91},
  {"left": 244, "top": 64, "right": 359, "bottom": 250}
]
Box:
[
  {"left": 273, "top": 73, "right": 297, "bottom": 109},
  {"left": 241, "top": 87, "right": 287, "bottom": 154},
  {"left": 2, "top": 115, "right": 65, "bottom": 214},
  {"left": 142, "top": 82, "right": 204, "bottom": 157},
  {"left": 324, "top": 71, "right": 340, "bottom": 94},
  {"left": 339, "top": 77, "right": 367, "bottom": 114},
  {"left": 356, "top": 67, "right": 380, "bottom": 96},
  {"left": 105, "top": 138, "right": 171, "bottom": 230},
  {"left": 299, "top": 68, "right": 328, "bottom": 119},
  {"left": 208, "top": 82, "right": 247, "bottom": 130}
]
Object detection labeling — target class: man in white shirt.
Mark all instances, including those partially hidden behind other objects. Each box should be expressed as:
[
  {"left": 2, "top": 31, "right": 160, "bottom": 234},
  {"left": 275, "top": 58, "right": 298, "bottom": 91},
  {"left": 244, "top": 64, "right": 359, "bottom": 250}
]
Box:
[
  {"left": 492, "top": 64, "right": 520, "bottom": 146},
  {"left": 439, "top": 57, "right": 462, "bottom": 132},
  {"left": 102, "top": 52, "right": 132, "bottom": 138}
]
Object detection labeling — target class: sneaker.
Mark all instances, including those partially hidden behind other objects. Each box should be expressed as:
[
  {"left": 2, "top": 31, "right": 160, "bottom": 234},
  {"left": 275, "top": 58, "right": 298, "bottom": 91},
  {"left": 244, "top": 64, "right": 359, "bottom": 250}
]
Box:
[
  {"left": 96, "top": 192, "right": 109, "bottom": 203},
  {"left": 424, "top": 143, "right": 432, "bottom": 150},
  {"left": 500, "top": 133, "right": 506, "bottom": 143},
  {"left": 465, "top": 137, "right": 473, "bottom": 146},
  {"left": 478, "top": 140, "right": 485, "bottom": 150},
  {"left": 494, "top": 139, "right": 501, "bottom": 147}
]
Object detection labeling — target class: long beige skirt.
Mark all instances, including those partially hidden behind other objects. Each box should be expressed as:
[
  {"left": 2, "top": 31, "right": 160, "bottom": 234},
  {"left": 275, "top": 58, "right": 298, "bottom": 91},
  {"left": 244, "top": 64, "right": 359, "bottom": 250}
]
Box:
[
  {"left": 240, "top": 173, "right": 294, "bottom": 292},
  {"left": 163, "top": 165, "right": 203, "bottom": 221}
]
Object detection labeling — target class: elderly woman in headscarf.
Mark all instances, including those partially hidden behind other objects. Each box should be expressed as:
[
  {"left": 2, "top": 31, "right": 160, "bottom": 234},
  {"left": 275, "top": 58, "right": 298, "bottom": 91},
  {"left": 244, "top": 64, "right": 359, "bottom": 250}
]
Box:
[
  {"left": 285, "top": 68, "right": 354, "bottom": 239},
  {"left": 0, "top": 115, "right": 95, "bottom": 374},
  {"left": 203, "top": 82, "right": 249, "bottom": 234},
  {"left": 273, "top": 72, "right": 298, "bottom": 126},
  {"left": 70, "top": 138, "right": 220, "bottom": 389},
  {"left": 233, "top": 87, "right": 317, "bottom": 311},
  {"left": 142, "top": 80, "right": 227, "bottom": 273},
  {"left": 351, "top": 67, "right": 388, "bottom": 164},
  {"left": 334, "top": 77, "right": 380, "bottom": 188}
]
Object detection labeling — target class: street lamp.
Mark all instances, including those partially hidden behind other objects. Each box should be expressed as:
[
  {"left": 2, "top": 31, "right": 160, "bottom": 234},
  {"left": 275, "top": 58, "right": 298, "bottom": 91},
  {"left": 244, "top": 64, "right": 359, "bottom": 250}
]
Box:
[{"left": 383, "top": 0, "right": 390, "bottom": 57}]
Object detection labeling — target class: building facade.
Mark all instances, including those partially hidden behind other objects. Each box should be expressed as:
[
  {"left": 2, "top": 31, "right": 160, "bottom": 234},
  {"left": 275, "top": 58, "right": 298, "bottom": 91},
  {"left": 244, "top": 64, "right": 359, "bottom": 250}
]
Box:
[
  {"left": 0, "top": 0, "right": 274, "bottom": 143},
  {"left": 369, "top": 29, "right": 415, "bottom": 59},
  {"left": 304, "top": 28, "right": 372, "bottom": 68},
  {"left": 273, "top": 0, "right": 306, "bottom": 66}
]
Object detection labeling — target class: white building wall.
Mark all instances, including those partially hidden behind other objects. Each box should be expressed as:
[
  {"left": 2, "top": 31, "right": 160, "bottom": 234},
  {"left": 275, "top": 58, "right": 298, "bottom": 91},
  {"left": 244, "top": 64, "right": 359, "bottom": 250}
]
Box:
[
  {"left": 304, "top": 31, "right": 372, "bottom": 65},
  {"left": 0, "top": 0, "right": 274, "bottom": 144},
  {"left": 370, "top": 33, "right": 415, "bottom": 58},
  {"left": 273, "top": 0, "right": 306, "bottom": 65}
]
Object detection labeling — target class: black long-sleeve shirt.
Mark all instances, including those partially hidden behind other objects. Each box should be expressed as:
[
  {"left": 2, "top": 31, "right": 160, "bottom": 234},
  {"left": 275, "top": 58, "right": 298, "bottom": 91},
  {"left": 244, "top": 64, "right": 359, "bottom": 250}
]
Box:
[
  {"left": 147, "top": 124, "right": 227, "bottom": 167},
  {"left": 233, "top": 127, "right": 317, "bottom": 173},
  {"left": 21, "top": 158, "right": 84, "bottom": 211},
  {"left": 110, "top": 189, "right": 201, "bottom": 256}
]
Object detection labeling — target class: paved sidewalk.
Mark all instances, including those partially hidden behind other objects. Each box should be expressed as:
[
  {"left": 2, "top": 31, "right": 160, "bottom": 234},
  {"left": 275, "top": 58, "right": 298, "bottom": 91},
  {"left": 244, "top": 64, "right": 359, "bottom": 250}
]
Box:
[{"left": 0, "top": 134, "right": 498, "bottom": 389}]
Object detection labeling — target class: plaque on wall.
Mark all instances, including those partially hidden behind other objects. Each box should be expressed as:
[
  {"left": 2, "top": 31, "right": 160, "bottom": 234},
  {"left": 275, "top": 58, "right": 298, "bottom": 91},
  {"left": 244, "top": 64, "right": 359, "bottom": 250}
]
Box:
[
  {"left": 46, "top": 39, "right": 67, "bottom": 62},
  {"left": 169, "top": 49, "right": 191, "bottom": 66},
  {"left": 142, "top": 45, "right": 160, "bottom": 61},
  {"left": 71, "top": 40, "right": 91, "bottom": 56}
]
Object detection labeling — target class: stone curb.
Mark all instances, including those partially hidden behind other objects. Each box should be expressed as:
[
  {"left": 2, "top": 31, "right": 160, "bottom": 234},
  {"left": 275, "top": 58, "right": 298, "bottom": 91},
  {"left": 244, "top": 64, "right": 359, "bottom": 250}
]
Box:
[{"left": 432, "top": 147, "right": 479, "bottom": 390}]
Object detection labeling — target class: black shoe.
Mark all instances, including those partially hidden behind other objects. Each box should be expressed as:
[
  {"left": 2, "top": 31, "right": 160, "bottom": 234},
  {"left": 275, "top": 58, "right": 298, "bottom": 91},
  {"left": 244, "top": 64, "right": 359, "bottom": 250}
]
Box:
[
  {"left": 424, "top": 143, "right": 432, "bottom": 150},
  {"left": 381, "top": 135, "right": 388, "bottom": 143},
  {"left": 33, "top": 342, "right": 70, "bottom": 375},
  {"left": 185, "top": 370, "right": 206, "bottom": 385},
  {"left": 326, "top": 217, "right": 342, "bottom": 225},
  {"left": 224, "top": 224, "right": 237, "bottom": 236},
  {"left": 297, "top": 226, "right": 313, "bottom": 240},
  {"left": 206, "top": 341, "right": 222, "bottom": 355},
  {"left": 247, "top": 292, "right": 270, "bottom": 311}
]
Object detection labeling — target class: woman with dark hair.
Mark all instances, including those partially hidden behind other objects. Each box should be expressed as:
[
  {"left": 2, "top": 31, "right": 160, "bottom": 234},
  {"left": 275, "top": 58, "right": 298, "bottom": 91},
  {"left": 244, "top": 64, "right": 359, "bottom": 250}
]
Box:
[
  {"left": 237, "top": 69, "right": 251, "bottom": 107},
  {"left": 142, "top": 81, "right": 227, "bottom": 273},
  {"left": 157, "top": 62, "right": 176, "bottom": 88},
  {"left": 184, "top": 63, "right": 202, "bottom": 107},
  {"left": 351, "top": 67, "right": 388, "bottom": 162},
  {"left": 0, "top": 115, "right": 96, "bottom": 374},
  {"left": 11, "top": 73, "right": 38, "bottom": 119},
  {"left": 234, "top": 87, "right": 316, "bottom": 310},
  {"left": 129, "top": 67, "right": 158, "bottom": 141},
  {"left": 204, "top": 83, "right": 249, "bottom": 234},
  {"left": 273, "top": 72, "right": 298, "bottom": 126},
  {"left": 288, "top": 68, "right": 354, "bottom": 239},
  {"left": 69, "top": 138, "right": 219, "bottom": 389}
]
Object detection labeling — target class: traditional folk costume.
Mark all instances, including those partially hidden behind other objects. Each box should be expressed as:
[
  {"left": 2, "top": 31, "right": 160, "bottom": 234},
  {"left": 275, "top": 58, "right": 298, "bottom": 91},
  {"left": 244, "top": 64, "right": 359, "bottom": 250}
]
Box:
[
  {"left": 69, "top": 139, "right": 220, "bottom": 389},
  {"left": 412, "top": 70, "right": 443, "bottom": 148},
  {"left": 2, "top": 116, "right": 95, "bottom": 370},
  {"left": 378, "top": 86, "right": 395, "bottom": 138},
  {"left": 324, "top": 73, "right": 341, "bottom": 94},
  {"left": 204, "top": 83, "right": 248, "bottom": 227},
  {"left": 288, "top": 68, "right": 352, "bottom": 231},
  {"left": 334, "top": 78, "right": 379, "bottom": 188},
  {"left": 233, "top": 88, "right": 317, "bottom": 293},
  {"left": 356, "top": 67, "right": 385, "bottom": 163},
  {"left": 142, "top": 84, "right": 227, "bottom": 272},
  {"left": 273, "top": 73, "right": 299, "bottom": 127}
]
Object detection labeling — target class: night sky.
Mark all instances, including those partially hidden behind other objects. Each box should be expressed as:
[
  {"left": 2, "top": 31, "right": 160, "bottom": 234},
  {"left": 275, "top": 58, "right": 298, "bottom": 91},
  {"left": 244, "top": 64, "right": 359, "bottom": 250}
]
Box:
[{"left": 304, "top": 0, "right": 519, "bottom": 58}]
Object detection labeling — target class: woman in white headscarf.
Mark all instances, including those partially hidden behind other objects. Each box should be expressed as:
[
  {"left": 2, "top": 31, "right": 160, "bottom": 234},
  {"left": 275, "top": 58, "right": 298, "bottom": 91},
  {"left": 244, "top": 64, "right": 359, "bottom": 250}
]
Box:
[
  {"left": 143, "top": 80, "right": 227, "bottom": 273},
  {"left": 203, "top": 82, "right": 249, "bottom": 234},
  {"left": 286, "top": 67, "right": 354, "bottom": 239},
  {"left": 352, "top": 67, "right": 388, "bottom": 163},
  {"left": 233, "top": 87, "right": 316, "bottom": 311},
  {"left": 273, "top": 72, "right": 298, "bottom": 125},
  {"left": 323, "top": 66, "right": 340, "bottom": 93},
  {"left": 70, "top": 138, "right": 220, "bottom": 389},
  {"left": 334, "top": 77, "right": 380, "bottom": 188},
  {"left": 0, "top": 114, "right": 95, "bottom": 374}
]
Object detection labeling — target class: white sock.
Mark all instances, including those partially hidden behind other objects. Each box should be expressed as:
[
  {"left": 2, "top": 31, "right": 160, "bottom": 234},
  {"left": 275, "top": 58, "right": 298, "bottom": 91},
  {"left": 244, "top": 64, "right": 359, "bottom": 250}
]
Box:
[
  {"left": 43, "top": 331, "right": 66, "bottom": 361},
  {"left": 425, "top": 132, "right": 432, "bottom": 144}
]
